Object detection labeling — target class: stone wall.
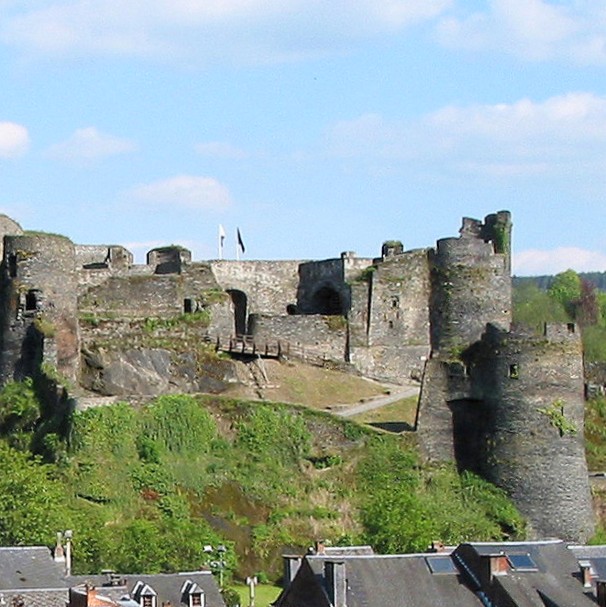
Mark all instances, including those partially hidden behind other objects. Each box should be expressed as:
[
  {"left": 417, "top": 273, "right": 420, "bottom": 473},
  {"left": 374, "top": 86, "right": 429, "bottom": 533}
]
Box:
[
  {"left": 348, "top": 344, "right": 429, "bottom": 384},
  {"left": 297, "top": 258, "right": 348, "bottom": 315},
  {"left": 210, "top": 260, "right": 302, "bottom": 317},
  {"left": 249, "top": 314, "right": 347, "bottom": 362},
  {"left": 366, "top": 249, "right": 431, "bottom": 348}
]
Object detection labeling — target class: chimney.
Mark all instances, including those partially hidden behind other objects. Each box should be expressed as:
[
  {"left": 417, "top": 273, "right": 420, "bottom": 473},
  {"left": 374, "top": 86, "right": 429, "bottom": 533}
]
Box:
[
  {"left": 597, "top": 581, "right": 606, "bottom": 607},
  {"left": 429, "top": 541, "right": 445, "bottom": 553},
  {"left": 315, "top": 540, "right": 326, "bottom": 555},
  {"left": 579, "top": 561, "right": 594, "bottom": 588},
  {"left": 489, "top": 554, "right": 509, "bottom": 577},
  {"left": 325, "top": 561, "right": 346, "bottom": 607},
  {"left": 54, "top": 532, "right": 65, "bottom": 563}
]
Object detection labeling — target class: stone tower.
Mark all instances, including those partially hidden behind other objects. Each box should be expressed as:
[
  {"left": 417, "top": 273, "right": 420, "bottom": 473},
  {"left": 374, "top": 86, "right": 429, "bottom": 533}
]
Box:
[
  {"left": 472, "top": 323, "right": 594, "bottom": 541},
  {"left": 0, "top": 232, "right": 80, "bottom": 384},
  {"left": 429, "top": 211, "right": 512, "bottom": 355}
]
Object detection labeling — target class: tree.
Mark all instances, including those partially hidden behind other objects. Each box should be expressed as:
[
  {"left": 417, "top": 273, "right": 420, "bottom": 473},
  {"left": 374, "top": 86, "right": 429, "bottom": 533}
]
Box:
[
  {"left": 0, "top": 443, "right": 67, "bottom": 545},
  {"left": 576, "top": 279, "right": 600, "bottom": 327},
  {"left": 548, "top": 269, "right": 582, "bottom": 318}
]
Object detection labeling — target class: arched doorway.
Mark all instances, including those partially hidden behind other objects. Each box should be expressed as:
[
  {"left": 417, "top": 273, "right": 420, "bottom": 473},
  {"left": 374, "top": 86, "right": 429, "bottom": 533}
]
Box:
[
  {"left": 227, "top": 289, "right": 248, "bottom": 336},
  {"left": 312, "top": 285, "right": 342, "bottom": 315}
]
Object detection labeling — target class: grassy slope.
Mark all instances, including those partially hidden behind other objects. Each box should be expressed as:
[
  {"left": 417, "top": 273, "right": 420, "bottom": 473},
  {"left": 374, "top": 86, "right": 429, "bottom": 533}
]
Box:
[{"left": 0, "top": 363, "right": 525, "bottom": 589}]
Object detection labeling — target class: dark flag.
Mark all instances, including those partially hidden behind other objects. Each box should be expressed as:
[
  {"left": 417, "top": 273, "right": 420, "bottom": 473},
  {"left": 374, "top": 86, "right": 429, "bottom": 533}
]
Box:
[{"left": 237, "top": 228, "right": 245, "bottom": 254}]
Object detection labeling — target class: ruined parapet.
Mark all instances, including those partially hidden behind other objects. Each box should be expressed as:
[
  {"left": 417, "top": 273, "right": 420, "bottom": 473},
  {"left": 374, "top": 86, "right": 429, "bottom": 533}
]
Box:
[
  {"left": 348, "top": 248, "right": 431, "bottom": 383},
  {"left": 0, "top": 232, "right": 79, "bottom": 383},
  {"left": 429, "top": 212, "right": 511, "bottom": 355},
  {"left": 76, "top": 244, "right": 133, "bottom": 270},
  {"left": 473, "top": 323, "right": 594, "bottom": 542},
  {"left": 147, "top": 246, "right": 192, "bottom": 274},
  {"left": 381, "top": 240, "right": 404, "bottom": 259},
  {"left": 297, "top": 258, "right": 350, "bottom": 315},
  {"left": 0, "top": 215, "right": 23, "bottom": 260}
]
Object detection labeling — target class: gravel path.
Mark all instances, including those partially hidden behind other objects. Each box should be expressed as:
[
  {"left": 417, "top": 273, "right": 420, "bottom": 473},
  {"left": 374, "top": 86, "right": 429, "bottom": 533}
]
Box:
[{"left": 334, "top": 384, "right": 420, "bottom": 418}]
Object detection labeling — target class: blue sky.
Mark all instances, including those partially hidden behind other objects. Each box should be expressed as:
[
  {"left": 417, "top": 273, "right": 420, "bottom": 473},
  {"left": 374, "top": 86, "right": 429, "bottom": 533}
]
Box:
[{"left": 1, "top": 0, "right": 606, "bottom": 275}]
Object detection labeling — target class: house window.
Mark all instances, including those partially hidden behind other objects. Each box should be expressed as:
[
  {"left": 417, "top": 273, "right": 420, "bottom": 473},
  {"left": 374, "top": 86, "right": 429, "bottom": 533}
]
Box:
[{"left": 142, "top": 596, "right": 154, "bottom": 607}]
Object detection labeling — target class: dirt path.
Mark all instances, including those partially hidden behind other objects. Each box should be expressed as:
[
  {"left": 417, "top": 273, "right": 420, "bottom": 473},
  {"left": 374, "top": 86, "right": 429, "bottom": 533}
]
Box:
[{"left": 334, "top": 384, "right": 420, "bottom": 417}]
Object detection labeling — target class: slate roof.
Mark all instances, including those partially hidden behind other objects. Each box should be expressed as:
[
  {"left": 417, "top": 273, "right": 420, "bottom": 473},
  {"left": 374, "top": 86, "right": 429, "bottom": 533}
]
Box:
[
  {"left": 454, "top": 540, "right": 596, "bottom": 607},
  {"left": 68, "top": 573, "right": 224, "bottom": 607},
  {"left": 275, "top": 539, "right": 606, "bottom": 607},
  {"left": 0, "top": 547, "right": 224, "bottom": 607},
  {"left": 275, "top": 552, "right": 484, "bottom": 607},
  {"left": 0, "top": 547, "right": 65, "bottom": 590}
]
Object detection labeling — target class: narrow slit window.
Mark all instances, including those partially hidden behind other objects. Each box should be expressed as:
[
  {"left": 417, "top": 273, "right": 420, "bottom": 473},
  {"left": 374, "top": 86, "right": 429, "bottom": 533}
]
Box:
[{"left": 509, "top": 364, "right": 519, "bottom": 379}]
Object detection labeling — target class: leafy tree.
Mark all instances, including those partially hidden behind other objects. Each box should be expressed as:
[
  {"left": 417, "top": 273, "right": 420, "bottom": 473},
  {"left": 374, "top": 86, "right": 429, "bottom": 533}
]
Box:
[
  {"left": 548, "top": 269, "right": 581, "bottom": 318},
  {"left": 576, "top": 279, "right": 600, "bottom": 327},
  {"left": 357, "top": 437, "right": 524, "bottom": 553},
  {"left": 0, "top": 379, "right": 41, "bottom": 449},
  {"left": 0, "top": 443, "right": 67, "bottom": 545},
  {"left": 513, "top": 282, "right": 568, "bottom": 331}
]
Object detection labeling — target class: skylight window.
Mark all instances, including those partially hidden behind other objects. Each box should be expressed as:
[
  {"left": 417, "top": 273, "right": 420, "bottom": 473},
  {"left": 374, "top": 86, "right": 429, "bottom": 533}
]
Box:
[
  {"left": 426, "top": 556, "right": 458, "bottom": 574},
  {"left": 507, "top": 553, "right": 537, "bottom": 571}
]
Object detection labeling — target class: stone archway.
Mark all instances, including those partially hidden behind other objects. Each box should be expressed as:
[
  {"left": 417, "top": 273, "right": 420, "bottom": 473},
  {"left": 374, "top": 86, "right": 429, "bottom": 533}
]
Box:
[
  {"left": 311, "top": 285, "right": 342, "bottom": 315},
  {"left": 227, "top": 289, "right": 248, "bottom": 336}
]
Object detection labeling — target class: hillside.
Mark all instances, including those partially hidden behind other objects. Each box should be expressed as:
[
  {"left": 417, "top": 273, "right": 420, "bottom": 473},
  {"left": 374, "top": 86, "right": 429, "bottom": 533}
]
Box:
[{"left": 0, "top": 372, "right": 524, "bottom": 582}]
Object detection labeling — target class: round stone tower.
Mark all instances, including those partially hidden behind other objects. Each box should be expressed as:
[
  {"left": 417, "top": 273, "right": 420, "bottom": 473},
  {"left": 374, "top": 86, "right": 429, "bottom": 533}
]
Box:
[
  {"left": 476, "top": 323, "right": 594, "bottom": 542},
  {"left": 0, "top": 232, "right": 79, "bottom": 384},
  {"left": 430, "top": 212, "right": 512, "bottom": 355}
]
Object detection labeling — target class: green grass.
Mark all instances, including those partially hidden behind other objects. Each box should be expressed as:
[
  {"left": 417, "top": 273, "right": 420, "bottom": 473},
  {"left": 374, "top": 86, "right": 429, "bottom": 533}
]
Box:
[
  {"left": 0, "top": 385, "right": 525, "bottom": 581},
  {"left": 351, "top": 395, "right": 419, "bottom": 430},
  {"left": 232, "top": 583, "right": 282, "bottom": 607}
]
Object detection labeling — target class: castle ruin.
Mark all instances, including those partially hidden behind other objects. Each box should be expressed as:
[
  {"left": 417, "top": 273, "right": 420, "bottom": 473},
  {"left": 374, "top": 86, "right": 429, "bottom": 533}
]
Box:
[{"left": 0, "top": 210, "right": 595, "bottom": 542}]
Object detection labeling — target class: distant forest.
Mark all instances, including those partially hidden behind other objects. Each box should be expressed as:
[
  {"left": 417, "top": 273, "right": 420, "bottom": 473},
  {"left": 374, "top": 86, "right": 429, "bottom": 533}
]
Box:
[{"left": 514, "top": 271, "right": 606, "bottom": 291}]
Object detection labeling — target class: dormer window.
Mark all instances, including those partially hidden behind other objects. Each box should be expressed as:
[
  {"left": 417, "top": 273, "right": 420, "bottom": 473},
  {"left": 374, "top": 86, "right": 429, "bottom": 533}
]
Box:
[
  {"left": 132, "top": 582, "right": 157, "bottom": 607},
  {"left": 181, "top": 580, "right": 205, "bottom": 607}
]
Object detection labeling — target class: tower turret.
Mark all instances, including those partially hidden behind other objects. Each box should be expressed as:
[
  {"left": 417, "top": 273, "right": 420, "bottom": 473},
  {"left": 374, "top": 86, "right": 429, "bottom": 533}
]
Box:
[
  {"left": 0, "top": 232, "right": 79, "bottom": 384},
  {"left": 473, "top": 323, "right": 594, "bottom": 541}
]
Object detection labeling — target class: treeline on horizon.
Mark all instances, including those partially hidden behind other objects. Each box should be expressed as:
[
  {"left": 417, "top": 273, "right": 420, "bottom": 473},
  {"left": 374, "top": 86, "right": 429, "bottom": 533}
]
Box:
[
  {"left": 514, "top": 271, "right": 606, "bottom": 292},
  {"left": 513, "top": 269, "right": 606, "bottom": 362}
]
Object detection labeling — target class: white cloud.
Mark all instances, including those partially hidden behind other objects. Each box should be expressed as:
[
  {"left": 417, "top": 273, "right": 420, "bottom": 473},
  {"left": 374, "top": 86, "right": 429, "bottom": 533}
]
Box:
[
  {"left": 128, "top": 175, "right": 233, "bottom": 211},
  {"left": 326, "top": 92, "right": 606, "bottom": 177},
  {"left": 0, "top": 0, "right": 451, "bottom": 64},
  {"left": 195, "top": 141, "right": 248, "bottom": 159},
  {"left": 513, "top": 247, "right": 606, "bottom": 276},
  {"left": 47, "top": 127, "right": 137, "bottom": 163},
  {"left": 436, "top": 0, "right": 606, "bottom": 64},
  {"left": 0, "top": 121, "right": 29, "bottom": 158}
]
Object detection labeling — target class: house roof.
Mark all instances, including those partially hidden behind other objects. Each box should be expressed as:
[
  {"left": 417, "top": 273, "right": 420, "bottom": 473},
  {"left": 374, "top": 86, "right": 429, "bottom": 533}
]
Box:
[
  {"left": 454, "top": 540, "right": 596, "bottom": 607},
  {"left": 0, "top": 547, "right": 224, "bottom": 607},
  {"left": 68, "top": 572, "right": 224, "bottom": 607},
  {"left": 0, "top": 547, "right": 65, "bottom": 590},
  {"left": 275, "top": 552, "right": 484, "bottom": 607},
  {"left": 276, "top": 539, "right": 606, "bottom": 607}
]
